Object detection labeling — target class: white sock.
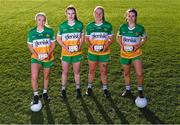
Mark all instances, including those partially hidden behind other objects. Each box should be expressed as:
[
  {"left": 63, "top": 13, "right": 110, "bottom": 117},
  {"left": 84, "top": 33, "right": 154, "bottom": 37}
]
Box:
[
  {"left": 102, "top": 84, "right": 108, "bottom": 90},
  {"left": 76, "top": 84, "right": 80, "bottom": 89},
  {"left": 34, "top": 91, "right": 38, "bottom": 96},
  {"left": 62, "top": 85, "right": 66, "bottom": 90},
  {"left": 88, "top": 83, "right": 92, "bottom": 88},
  {"left": 138, "top": 86, "right": 143, "bottom": 91},
  {"left": 126, "top": 85, "right": 131, "bottom": 90},
  {"left": 43, "top": 89, "right": 47, "bottom": 94}
]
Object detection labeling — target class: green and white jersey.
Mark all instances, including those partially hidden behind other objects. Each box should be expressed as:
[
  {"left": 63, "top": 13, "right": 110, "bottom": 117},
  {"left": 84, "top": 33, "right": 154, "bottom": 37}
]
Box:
[
  {"left": 118, "top": 23, "right": 146, "bottom": 45},
  {"left": 86, "top": 21, "right": 113, "bottom": 55},
  {"left": 27, "top": 26, "right": 55, "bottom": 61},
  {"left": 57, "top": 20, "right": 83, "bottom": 56},
  {"left": 118, "top": 23, "right": 147, "bottom": 58}
]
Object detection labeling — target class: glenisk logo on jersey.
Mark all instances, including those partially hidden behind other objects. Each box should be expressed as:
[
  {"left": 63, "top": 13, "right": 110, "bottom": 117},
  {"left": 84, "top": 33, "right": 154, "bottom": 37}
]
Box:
[
  {"left": 90, "top": 32, "right": 108, "bottom": 40},
  {"left": 33, "top": 38, "right": 50, "bottom": 48},
  {"left": 122, "top": 36, "right": 140, "bottom": 45},
  {"left": 62, "top": 33, "right": 81, "bottom": 41}
]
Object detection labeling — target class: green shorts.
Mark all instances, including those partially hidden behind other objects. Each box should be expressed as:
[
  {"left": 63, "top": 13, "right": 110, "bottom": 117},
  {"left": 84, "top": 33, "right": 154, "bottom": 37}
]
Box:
[
  {"left": 120, "top": 56, "right": 141, "bottom": 65},
  {"left": 31, "top": 58, "right": 54, "bottom": 68},
  {"left": 61, "top": 54, "right": 82, "bottom": 63},
  {"left": 88, "top": 53, "right": 110, "bottom": 62}
]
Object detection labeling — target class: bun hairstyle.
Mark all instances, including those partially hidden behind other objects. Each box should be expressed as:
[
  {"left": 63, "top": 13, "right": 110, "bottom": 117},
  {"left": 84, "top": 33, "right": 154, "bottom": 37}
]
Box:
[
  {"left": 125, "top": 8, "right": 138, "bottom": 23},
  {"left": 66, "top": 5, "right": 78, "bottom": 20},
  {"left": 35, "top": 12, "right": 49, "bottom": 27},
  {"left": 94, "top": 6, "right": 105, "bottom": 21}
]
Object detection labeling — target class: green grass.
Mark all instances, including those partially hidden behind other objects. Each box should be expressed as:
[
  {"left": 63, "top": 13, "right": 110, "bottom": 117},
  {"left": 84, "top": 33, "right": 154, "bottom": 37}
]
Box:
[{"left": 0, "top": 0, "right": 179, "bottom": 124}]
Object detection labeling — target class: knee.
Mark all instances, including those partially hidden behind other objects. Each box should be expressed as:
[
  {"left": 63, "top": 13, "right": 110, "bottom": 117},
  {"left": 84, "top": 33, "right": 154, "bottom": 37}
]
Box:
[
  {"left": 32, "top": 74, "right": 38, "bottom": 82},
  {"left": 62, "top": 70, "right": 68, "bottom": 76},
  {"left": 89, "top": 68, "right": 95, "bottom": 75},
  {"left": 124, "top": 72, "right": 130, "bottom": 77},
  {"left": 136, "top": 73, "right": 143, "bottom": 78}
]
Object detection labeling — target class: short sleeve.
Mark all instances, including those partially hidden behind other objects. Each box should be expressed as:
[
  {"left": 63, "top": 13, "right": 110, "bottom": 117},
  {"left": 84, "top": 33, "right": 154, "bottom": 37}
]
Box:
[
  {"left": 140, "top": 26, "right": 147, "bottom": 38},
  {"left": 27, "top": 31, "right": 33, "bottom": 44}
]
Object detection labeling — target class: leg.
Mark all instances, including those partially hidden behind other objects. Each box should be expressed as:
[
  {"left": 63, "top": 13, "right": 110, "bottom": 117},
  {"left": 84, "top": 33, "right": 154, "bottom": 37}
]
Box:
[
  {"left": 86, "top": 60, "right": 97, "bottom": 96},
  {"left": 73, "top": 62, "right": 81, "bottom": 86},
  {"left": 121, "top": 64, "right": 132, "bottom": 97},
  {"left": 60, "top": 61, "right": 69, "bottom": 98},
  {"left": 43, "top": 68, "right": 51, "bottom": 100},
  {"left": 99, "top": 62, "right": 108, "bottom": 85},
  {"left": 73, "top": 62, "right": 82, "bottom": 98},
  {"left": 133, "top": 59, "right": 144, "bottom": 87},
  {"left": 43, "top": 68, "right": 51, "bottom": 90},
  {"left": 88, "top": 60, "right": 98, "bottom": 84},
  {"left": 31, "top": 63, "right": 41, "bottom": 92},
  {"left": 133, "top": 59, "right": 144, "bottom": 97},
  {"left": 122, "top": 64, "right": 131, "bottom": 86},
  {"left": 99, "top": 62, "right": 110, "bottom": 97},
  {"left": 61, "top": 61, "right": 70, "bottom": 87},
  {"left": 31, "top": 63, "right": 41, "bottom": 104}
]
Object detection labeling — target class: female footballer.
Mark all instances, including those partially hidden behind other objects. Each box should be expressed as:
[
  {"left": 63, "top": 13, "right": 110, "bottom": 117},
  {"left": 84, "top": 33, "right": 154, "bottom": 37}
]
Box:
[
  {"left": 117, "top": 8, "right": 147, "bottom": 98},
  {"left": 57, "top": 5, "right": 84, "bottom": 99},
  {"left": 85, "top": 6, "right": 113, "bottom": 97},
  {"left": 27, "top": 12, "right": 55, "bottom": 104}
]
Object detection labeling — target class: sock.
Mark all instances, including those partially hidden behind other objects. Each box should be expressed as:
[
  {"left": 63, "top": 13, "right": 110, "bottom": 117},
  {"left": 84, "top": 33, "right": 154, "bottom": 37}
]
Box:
[
  {"left": 88, "top": 83, "right": 93, "bottom": 88},
  {"left": 76, "top": 84, "right": 80, "bottom": 89},
  {"left": 61, "top": 85, "right": 66, "bottom": 90},
  {"left": 138, "top": 86, "right": 143, "bottom": 91},
  {"left": 126, "top": 85, "right": 131, "bottom": 90},
  {"left": 34, "top": 91, "right": 38, "bottom": 96},
  {"left": 43, "top": 89, "right": 47, "bottom": 94},
  {"left": 102, "top": 84, "right": 108, "bottom": 90}
]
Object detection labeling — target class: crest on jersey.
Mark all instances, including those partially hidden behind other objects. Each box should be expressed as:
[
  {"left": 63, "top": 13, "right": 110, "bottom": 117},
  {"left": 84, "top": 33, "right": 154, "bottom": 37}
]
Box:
[
  {"left": 104, "top": 28, "right": 108, "bottom": 31},
  {"left": 77, "top": 28, "right": 80, "bottom": 32}
]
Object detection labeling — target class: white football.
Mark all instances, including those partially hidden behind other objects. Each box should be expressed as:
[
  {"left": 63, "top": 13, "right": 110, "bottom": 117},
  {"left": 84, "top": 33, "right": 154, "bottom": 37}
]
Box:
[
  {"left": 135, "top": 96, "right": 147, "bottom": 108},
  {"left": 30, "top": 100, "right": 42, "bottom": 112}
]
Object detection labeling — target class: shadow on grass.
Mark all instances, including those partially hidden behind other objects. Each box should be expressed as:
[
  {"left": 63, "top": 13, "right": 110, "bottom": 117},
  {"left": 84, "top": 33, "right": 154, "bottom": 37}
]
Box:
[
  {"left": 44, "top": 100, "right": 55, "bottom": 124},
  {"left": 130, "top": 95, "right": 164, "bottom": 124},
  {"left": 63, "top": 97, "right": 78, "bottom": 124},
  {"left": 108, "top": 96, "right": 129, "bottom": 124},
  {"left": 30, "top": 109, "right": 44, "bottom": 124},
  {"left": 80, "top": 97, "right": 96, "bottom": 124},
  {"left": 91, "top": 93, "right": 114, "bottom": 124}
]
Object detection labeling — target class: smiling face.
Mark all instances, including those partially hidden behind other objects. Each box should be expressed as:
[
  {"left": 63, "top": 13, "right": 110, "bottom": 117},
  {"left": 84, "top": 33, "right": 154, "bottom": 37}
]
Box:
[
  {"left": 36, "top": 15, "right": 46, "bottom": 27},
  {"left": 94, "top": 7, "right": 104, "bottom": 22},
  {"left": 126, "top": 12, "right": 136, "bottom": 24},
  {"left": 66, "top": 9, "right": 76, "bottom": 21}
]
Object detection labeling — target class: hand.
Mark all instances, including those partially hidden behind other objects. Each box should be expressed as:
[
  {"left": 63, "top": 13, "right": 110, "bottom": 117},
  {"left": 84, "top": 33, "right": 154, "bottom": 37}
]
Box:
[
  {"left": 64, "top": 46, "right": 70, "bottom": 53},
  {"left": 89, "top": 44, "right": 94, "bottom": 50},
  {"left": 78, "top": 45, "right": 81, "bottom": 51},
  {"left": 133, "top": 44, "right": 141, "bottom": 51},
  {"left": 102, "top": 43, "right": 108, "bottom": 52}
]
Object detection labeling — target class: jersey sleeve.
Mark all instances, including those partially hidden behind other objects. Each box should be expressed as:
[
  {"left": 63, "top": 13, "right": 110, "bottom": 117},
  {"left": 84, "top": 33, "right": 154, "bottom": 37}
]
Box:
[
  {"left": 50, "top": 29, "right": 55, "bottom": 42},
  {"left": 57, "top": 25, "right": 62, "bottom": 36},
  {"left": 140, "top": 26, "right": 147, "bottom": 38},
  {"left": 27, "top": 31, "right": 33, "bottom": 44},
  {"left": 108, "top": 23, "right": 113, "bottom": 36},
  {"left": 85, "top": 24, "right": 91, "bottom": 36},
  {"left": 118, "top": 25, "right": 123, "bottom": 36}
]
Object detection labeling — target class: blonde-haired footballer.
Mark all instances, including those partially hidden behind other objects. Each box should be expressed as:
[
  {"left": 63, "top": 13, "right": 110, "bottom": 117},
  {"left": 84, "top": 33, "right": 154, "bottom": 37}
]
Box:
[{"left": 27, "top": 12, "right": 55, "bottom": 104}]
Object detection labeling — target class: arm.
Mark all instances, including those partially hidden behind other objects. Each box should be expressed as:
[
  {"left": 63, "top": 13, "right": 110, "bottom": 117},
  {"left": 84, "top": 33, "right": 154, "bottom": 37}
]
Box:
[
  {"left": 27, "top": 44, "right": 38, "bottom": 56},
  {"left": 48, "top": 41, "right": 56, "bottom": 56},
  {"left": 56, "top": 35, "right": 69, "bottom": 52},
  {"left": 85, "top": 35, "right": 94, "bottom": 50},
  {"left": 117, "top": 35, "right": 125, "bottom": 51},
  {"left": 78, "top": 33, "right": 84, "bottom": 51},
  {"left": 103, "top": 35, "right": 114, "bottom": 52},
  {"left": 133, "top": 36, "right": 147, "bottom": 51}
]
